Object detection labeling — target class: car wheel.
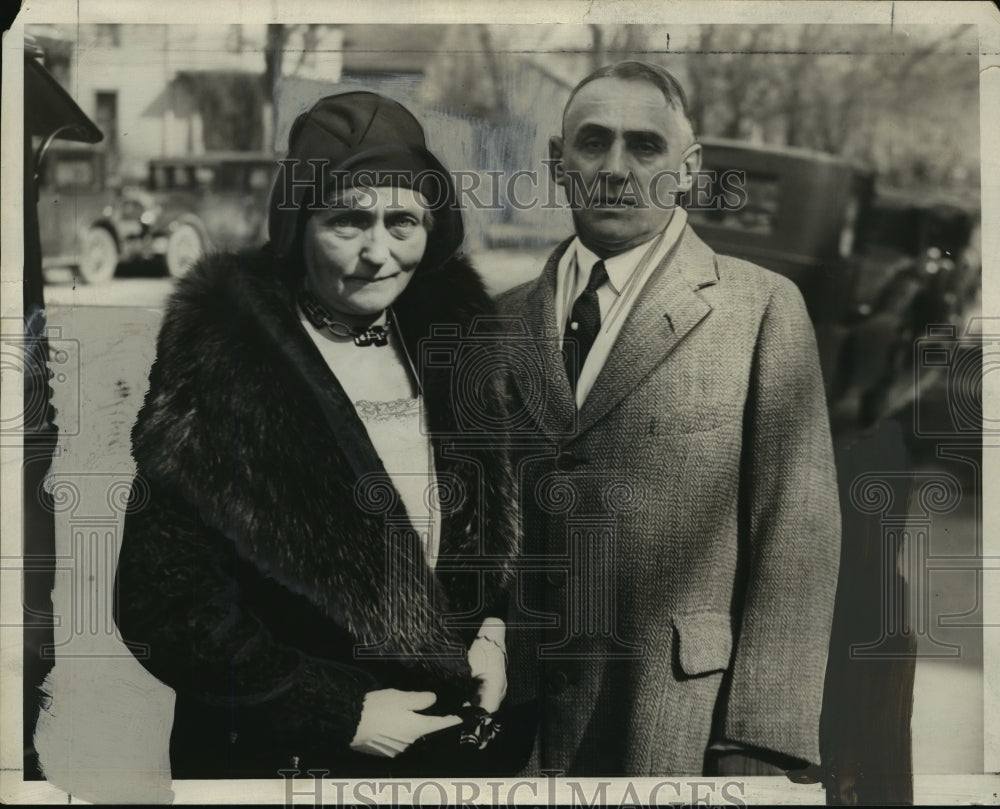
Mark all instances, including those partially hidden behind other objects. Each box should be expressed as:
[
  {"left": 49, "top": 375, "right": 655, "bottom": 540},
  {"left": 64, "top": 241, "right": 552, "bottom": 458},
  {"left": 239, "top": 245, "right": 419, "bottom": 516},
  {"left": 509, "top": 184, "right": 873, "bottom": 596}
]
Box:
[
  {"left": 165, "top": 223, "right": 204, "bottom": 278},
  {"left": 78, "top": 227, "right": 118, "bottom": 284}
]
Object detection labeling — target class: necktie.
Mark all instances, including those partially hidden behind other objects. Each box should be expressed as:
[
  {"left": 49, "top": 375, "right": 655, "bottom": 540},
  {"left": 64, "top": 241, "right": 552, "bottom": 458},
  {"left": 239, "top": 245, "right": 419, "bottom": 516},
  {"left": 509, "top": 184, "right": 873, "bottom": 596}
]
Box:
[{"left": 563, "top": 259, "right": 609, "bottom": 392}]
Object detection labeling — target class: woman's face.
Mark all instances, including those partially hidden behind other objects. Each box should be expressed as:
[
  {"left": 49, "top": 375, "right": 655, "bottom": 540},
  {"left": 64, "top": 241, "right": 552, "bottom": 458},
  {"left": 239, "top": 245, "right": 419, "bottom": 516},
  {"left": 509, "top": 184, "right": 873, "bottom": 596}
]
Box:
[{"left": 303, "top": 185, "right": 429, "bottom": 319}]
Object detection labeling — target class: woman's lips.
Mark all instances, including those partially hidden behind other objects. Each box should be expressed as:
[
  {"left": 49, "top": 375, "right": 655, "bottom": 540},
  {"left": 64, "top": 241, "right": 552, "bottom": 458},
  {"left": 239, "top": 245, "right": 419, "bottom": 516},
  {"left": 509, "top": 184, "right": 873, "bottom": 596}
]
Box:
[{"left": 345, "top": 272, "right": 400, "bottom": 285}]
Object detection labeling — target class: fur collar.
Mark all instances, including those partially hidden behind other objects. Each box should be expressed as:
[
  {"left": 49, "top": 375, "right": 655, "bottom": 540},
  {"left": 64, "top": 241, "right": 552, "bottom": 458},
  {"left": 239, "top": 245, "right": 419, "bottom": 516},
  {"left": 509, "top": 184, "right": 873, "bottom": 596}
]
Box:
[{"left": 131, "top": 247, "right": 518, "bottom": 687}]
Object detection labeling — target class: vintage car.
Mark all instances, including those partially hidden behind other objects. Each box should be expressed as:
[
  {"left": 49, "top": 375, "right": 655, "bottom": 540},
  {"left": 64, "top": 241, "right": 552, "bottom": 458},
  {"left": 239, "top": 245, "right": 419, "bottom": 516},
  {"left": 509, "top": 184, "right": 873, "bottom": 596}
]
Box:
[
  {"left": 143, "top": 152, "right": 276, "bottom": 277},
  {"left": 858, "top": 189, "right": 981, "bottom": 325},
  {"left": 53, "top": 151, "right": 277, "bottom": 283},
  {"left": 35, "top": 143, "right": 116, "bottom": 281},
  {"left": 689, "top": 138, "right": 981, "bottom": 431}
]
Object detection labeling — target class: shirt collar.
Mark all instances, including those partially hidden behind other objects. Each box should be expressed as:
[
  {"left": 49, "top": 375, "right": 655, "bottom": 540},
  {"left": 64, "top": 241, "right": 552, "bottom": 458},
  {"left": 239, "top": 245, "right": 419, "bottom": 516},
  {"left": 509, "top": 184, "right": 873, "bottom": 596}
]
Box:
[{"left": 572, "top": 208, "right": 688, "bottom": 296}]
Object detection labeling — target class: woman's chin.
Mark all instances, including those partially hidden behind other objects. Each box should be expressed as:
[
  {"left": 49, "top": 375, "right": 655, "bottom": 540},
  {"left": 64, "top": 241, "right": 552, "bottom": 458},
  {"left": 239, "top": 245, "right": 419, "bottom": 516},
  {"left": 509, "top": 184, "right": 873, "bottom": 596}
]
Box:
[
  {"left": 335, "top": 277, "right": 414, "bottom": 316},
  {"left": 342, "top": 295, "right": 399, "bottom": 317}
]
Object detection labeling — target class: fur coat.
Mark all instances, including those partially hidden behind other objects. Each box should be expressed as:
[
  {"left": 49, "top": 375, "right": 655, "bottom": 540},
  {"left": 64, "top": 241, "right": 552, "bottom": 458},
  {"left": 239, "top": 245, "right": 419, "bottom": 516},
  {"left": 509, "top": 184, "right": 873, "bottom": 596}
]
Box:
[{"left": 113, "top": 246, "right": 519, "bottom": 778}]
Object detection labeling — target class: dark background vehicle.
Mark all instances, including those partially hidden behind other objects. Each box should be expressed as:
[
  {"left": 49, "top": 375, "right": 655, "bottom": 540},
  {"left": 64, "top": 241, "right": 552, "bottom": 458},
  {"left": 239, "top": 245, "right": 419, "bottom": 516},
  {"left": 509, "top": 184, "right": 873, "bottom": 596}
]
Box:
[
  {"left": 690, "top": 136, "right": 982, "bottom": 806},
  {"left": 689, "top": 137, "right": 981, "bottom": 434},
  {"left": 859, "top": 189, "right": 981, "bottom": 324}
]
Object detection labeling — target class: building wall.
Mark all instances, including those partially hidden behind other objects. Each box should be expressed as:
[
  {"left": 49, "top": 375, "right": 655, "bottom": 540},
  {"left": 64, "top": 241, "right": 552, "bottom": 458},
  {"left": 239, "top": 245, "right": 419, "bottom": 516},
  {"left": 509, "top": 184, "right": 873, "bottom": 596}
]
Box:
[{"left": 35, "top": 24, "right": 344, "bottom": 181}]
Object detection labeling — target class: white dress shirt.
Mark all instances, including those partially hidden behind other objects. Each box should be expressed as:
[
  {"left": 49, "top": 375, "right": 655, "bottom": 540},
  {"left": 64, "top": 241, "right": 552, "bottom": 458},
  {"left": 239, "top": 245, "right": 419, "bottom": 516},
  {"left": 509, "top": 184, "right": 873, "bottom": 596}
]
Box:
[{"left": 554, "top": 208, "right": 689, "bottom": 407}]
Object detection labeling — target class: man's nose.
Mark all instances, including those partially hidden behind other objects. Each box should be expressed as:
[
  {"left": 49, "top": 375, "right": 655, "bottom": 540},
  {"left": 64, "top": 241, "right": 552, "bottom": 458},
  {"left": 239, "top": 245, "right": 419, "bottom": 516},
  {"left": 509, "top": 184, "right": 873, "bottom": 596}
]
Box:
[
  {"left": 601, "top": 139, "right": 628, "bottom": 180},
  {"left": 360, "top": 220, "right": 390, "bottom": 266}
]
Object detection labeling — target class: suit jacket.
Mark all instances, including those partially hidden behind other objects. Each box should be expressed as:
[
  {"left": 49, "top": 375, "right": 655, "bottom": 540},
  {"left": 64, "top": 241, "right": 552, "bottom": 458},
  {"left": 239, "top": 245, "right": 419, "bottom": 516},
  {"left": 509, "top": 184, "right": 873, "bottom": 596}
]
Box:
[
  {"left": 113, "top": 247, "right": 519, "bottom": 778},
  {"left": 496, "top": 225, "right": 841, "bottom": 776}
]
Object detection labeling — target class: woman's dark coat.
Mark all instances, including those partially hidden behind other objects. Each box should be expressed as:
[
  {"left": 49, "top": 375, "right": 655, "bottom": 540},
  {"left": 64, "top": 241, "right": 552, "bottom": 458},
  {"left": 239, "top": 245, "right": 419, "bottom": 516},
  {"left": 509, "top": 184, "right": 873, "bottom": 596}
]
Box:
[{"left": 113, "top": 247, "right": 518, "bottom": 778}]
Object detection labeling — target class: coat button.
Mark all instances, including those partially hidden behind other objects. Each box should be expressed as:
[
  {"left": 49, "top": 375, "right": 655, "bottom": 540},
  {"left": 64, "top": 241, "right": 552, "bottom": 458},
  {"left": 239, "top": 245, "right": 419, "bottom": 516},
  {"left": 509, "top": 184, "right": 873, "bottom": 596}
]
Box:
[{"left": 554, "top": 451, "right": 588, "bottom": 472}]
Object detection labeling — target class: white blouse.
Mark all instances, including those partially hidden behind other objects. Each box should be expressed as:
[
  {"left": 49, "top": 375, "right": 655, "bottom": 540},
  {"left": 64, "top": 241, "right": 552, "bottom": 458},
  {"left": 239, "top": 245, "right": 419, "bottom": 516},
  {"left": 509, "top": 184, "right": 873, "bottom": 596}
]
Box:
[{"left": 299, "top": 311, "right": 441, "bottom": 569}]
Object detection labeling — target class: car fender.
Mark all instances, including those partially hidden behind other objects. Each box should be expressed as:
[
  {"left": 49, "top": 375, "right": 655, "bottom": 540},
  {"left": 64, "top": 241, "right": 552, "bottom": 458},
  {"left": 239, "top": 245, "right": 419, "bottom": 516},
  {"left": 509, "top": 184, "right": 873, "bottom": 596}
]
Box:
[
  {"left": 167, "top": 213, "right": 212, "bottom": 251},
  {"left": 82, "top": 218, "right": 120, "bottom": 252}
]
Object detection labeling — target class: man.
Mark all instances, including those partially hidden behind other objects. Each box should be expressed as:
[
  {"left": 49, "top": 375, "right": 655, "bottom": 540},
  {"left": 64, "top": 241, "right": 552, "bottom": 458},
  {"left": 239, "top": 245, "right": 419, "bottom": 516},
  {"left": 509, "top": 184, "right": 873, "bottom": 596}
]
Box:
[{"left": 497, "top": 61, "right": 841, "bottom": 777}]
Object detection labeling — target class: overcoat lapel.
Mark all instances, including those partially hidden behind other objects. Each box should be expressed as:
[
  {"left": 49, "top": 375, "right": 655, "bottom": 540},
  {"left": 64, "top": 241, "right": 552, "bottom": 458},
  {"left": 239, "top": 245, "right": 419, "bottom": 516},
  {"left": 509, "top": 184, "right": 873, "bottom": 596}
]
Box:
[
  {"left": 514, "top": 237, "right": 577, "bottom": 437},
  {"left": 576, "top": 226, "right": 720, "bottom": 436},
  {"left": 243, "top": 286, "right": 390, "bottom": 487}
]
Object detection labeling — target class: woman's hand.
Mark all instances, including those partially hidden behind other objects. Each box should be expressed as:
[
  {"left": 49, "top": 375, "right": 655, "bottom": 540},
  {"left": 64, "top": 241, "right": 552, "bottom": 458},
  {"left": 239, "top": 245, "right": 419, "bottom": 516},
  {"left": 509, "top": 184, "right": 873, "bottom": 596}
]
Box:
[
  {"left": 467, "top": 617, "right": 507, "bottom": 713},
  {"left": 349, "top": 689, "right": 461, "bottom": 758}
]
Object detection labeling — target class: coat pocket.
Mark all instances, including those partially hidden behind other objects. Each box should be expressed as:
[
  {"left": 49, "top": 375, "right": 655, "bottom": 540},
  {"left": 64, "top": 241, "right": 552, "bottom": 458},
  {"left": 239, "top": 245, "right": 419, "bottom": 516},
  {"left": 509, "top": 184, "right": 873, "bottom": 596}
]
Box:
[{"left": 672, "top": 612, "right": 733, "bottom": 677}]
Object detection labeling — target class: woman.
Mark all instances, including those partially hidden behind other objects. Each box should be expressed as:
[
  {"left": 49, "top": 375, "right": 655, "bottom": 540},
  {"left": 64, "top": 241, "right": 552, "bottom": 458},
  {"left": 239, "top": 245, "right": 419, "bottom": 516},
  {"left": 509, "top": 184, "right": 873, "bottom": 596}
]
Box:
[{"left": 113, "top": 92, "right": 519, "bottom": 778}]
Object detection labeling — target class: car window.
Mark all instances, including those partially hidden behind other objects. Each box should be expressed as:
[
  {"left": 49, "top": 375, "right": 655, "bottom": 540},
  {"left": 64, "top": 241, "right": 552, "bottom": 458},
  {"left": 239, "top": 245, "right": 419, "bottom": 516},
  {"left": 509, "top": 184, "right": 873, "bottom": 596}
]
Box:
[
  {"left": 49, "top": 155, "right": 99, "bottom": 191},
  {"left": 865, "top": 205, "right": 920, "bottom": 256},
  {"left": 171, "top": 166, "right": 193, "bottom": 189},
  {"left": 193, "top": 166, "right": 216, "bottom": 189},
  {"left": 150, "top": 165, "right": 167, "bottom": 190},
  {"left": 922, "top": 208, "right": 973, "bottom": 254},
  {"left": 688, "top": 169, "right": 780, "bottom": 235},
  {"left": 150, "top": 159, "right": 273, "bottom": 193}
]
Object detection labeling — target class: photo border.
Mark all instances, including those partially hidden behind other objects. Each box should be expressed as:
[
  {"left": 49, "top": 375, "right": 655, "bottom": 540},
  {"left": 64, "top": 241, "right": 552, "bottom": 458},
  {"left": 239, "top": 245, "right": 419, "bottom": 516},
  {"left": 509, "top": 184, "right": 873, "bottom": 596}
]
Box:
[{"left": 2, "top": 1, "right": 998, "bottom": 804}]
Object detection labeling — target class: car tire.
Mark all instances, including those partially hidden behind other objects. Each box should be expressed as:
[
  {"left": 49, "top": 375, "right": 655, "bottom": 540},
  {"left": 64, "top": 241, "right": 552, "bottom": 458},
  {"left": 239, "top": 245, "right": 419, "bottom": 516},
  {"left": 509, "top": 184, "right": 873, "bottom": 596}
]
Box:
[
  {"left": 165, "top": 223, "right": 204, "bottom": 278},
  {"left": 78, "top": 227, "right": 118, "bottom": 285}
]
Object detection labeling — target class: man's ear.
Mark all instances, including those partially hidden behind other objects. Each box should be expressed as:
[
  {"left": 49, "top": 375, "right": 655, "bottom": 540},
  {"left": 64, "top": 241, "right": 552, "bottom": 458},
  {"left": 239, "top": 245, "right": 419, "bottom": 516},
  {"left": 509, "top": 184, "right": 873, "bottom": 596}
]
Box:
[
  {"left": 676, "top": 142, "right": 703, "bottom": 194},
  {"left": 548, "top": 136, "right": 566, "bottom": 186}
]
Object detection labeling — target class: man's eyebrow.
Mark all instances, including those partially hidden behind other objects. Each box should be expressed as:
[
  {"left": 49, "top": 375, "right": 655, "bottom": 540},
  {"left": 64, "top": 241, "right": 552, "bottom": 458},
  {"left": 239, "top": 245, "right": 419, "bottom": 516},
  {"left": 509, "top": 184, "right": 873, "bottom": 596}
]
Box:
[
  {"left": 624, "top": 130, "right": 668, "bottom": 147},
  {"left": 572, "top": 123, "right": 614, "bottom": 141},
  {"left": 571, "top": 124, "right": 669, "bottom": 148}
]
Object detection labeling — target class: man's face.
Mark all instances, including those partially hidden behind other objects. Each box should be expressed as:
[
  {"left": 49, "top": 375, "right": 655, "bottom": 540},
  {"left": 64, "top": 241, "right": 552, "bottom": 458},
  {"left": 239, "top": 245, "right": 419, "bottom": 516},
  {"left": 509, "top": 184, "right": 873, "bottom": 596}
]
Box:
[
  {"left": 303, "top": 185, "right": 429, "bottom": 319},
  {"left": 551, "top": 77, "right": 701, "bottom": 256}
]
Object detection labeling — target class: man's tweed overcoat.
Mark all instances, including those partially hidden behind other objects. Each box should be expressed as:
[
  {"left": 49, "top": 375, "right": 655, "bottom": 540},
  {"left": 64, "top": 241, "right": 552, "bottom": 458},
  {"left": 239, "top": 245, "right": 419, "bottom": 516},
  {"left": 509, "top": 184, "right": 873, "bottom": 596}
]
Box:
[
  {"left": 496, "top": 225, "right": 841, "bottom": 776},
  {"left": 113, "top": 247, "right": 519, "bottom": 778}
]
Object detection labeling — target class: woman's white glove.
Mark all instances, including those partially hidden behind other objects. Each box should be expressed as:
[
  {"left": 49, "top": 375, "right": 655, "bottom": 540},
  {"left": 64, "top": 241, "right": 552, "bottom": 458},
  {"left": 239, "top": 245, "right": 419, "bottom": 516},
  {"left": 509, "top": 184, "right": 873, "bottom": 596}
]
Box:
[
  {"left": 349, "top": 689, "right": 461, "bottom": 758},
  {"left": 467, "top": 617, "right": 508, "bottom": 713}
]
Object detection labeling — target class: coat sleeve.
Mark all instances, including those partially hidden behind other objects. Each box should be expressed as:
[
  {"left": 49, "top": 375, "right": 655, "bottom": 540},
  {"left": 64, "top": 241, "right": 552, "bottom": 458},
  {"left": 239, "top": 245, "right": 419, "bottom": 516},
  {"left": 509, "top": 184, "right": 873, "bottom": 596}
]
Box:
[
  {"left": 719, "top": 274, "right": 841, "bottom": 767},
  {"left": 114, "top": 477, "right": 377, "bottom": 758}
]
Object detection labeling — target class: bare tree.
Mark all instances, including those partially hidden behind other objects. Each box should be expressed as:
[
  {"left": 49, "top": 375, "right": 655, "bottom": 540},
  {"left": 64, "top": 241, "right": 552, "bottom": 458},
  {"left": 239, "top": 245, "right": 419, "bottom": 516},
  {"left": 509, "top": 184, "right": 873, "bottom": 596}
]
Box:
[
  {"left": 590, "top": 24, "right": 606, "bottom": 71},
  {"left": 681, "top": 23, "right": 977, "bottom": 187},
  {"left": 262, "top": 24, "right": 288, "bottom": 142},
  {"left": 419, "top": 25, "right": 508, "bottom": 120}
]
